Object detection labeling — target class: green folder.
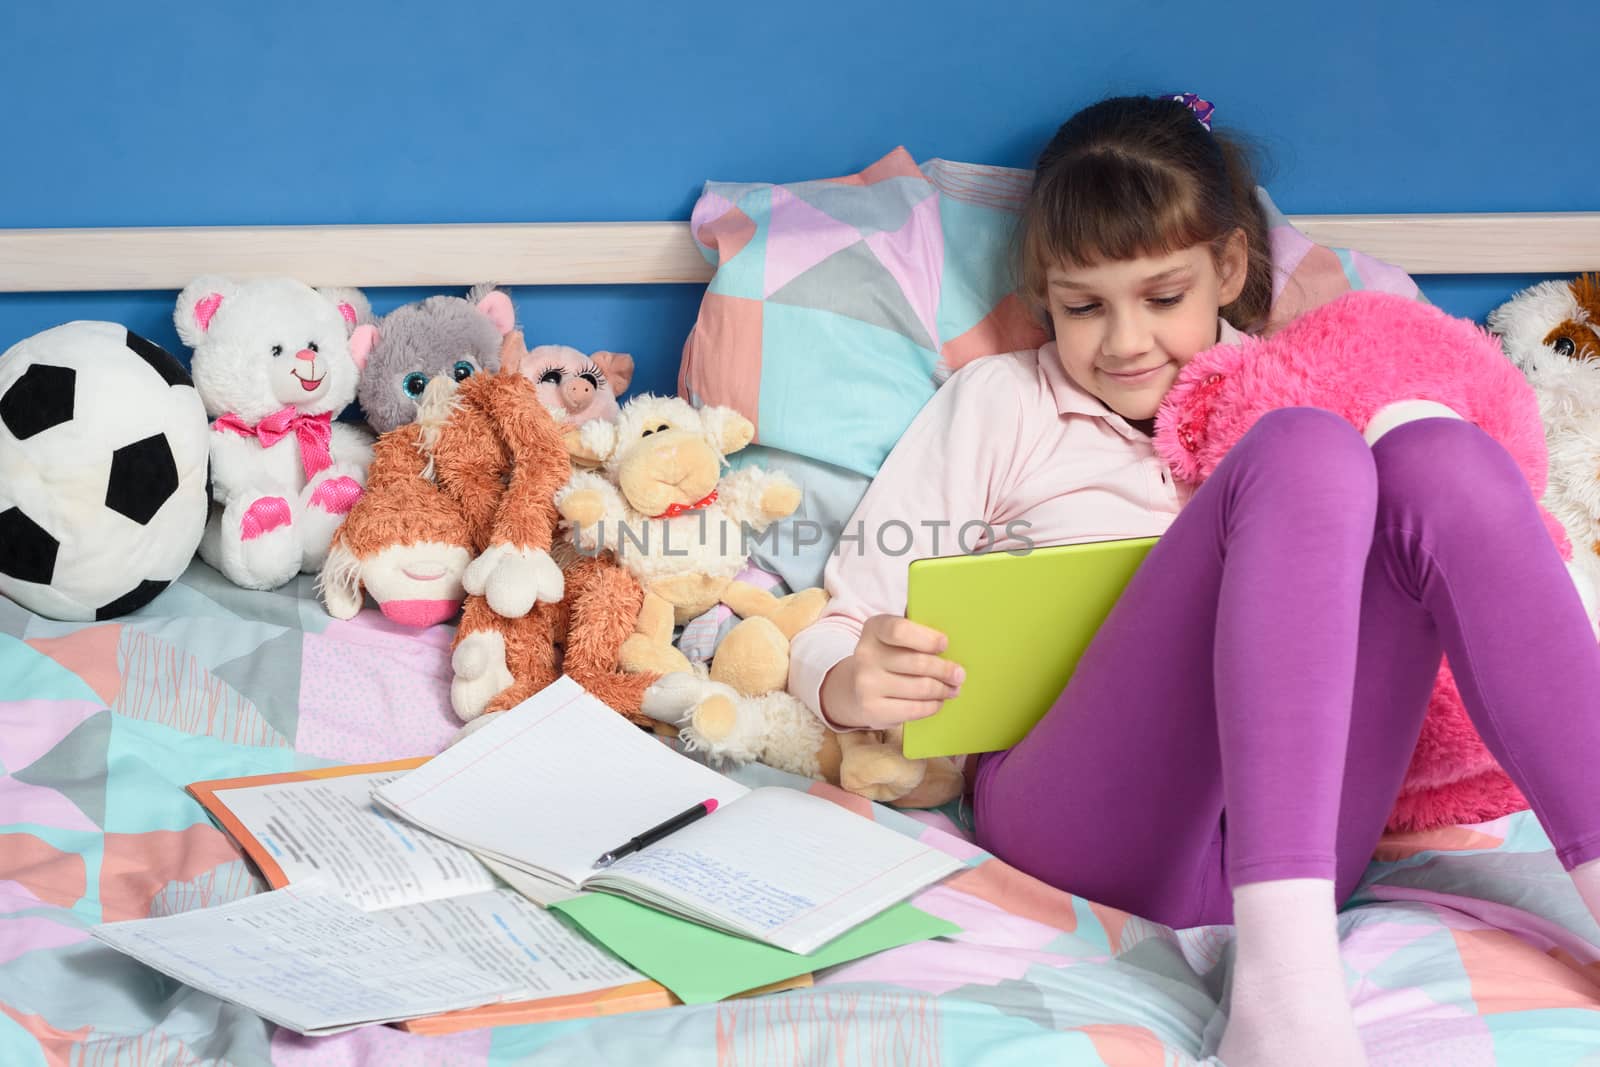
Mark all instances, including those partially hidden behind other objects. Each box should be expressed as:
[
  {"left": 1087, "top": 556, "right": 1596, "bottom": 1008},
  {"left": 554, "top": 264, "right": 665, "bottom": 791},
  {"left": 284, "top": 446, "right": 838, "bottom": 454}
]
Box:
[
  {"left": 552, "top": 893, "right": 958, "bottom": 1004},
  {"left": 902, "top": 537, "right": 1159, "bottom": 759}
]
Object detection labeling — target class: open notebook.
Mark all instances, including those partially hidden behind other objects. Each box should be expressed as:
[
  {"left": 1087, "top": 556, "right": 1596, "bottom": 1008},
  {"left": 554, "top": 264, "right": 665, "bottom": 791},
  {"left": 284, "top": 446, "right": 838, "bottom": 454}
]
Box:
[{"left": 373, "top": 676, "right": 961, "bottom": 956}]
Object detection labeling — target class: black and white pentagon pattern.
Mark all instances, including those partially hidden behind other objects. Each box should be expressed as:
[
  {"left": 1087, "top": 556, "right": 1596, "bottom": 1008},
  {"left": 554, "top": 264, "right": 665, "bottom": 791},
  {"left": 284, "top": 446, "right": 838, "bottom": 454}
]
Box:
[
  {"left": 123, "top": 329, "right": 191, "bottom": 388},
  {"left": 95, "top": 579, "right": 169, "bottom": 620},
  {"left": 0, "top": 363, "right": 76, "bottom": 440},
  {"left": 106, "top": 433, "right": 181, "bottom": 525},
  {"left": 0, "top": 507, "right": 59, "bottom": 585}
]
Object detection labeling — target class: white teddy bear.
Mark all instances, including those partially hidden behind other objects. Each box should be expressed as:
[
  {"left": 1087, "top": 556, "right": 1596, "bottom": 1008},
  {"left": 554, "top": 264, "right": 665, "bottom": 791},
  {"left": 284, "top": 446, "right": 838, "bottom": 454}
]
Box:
[{"left": 176, "top": 276, "right": 377, "bottom": 590}]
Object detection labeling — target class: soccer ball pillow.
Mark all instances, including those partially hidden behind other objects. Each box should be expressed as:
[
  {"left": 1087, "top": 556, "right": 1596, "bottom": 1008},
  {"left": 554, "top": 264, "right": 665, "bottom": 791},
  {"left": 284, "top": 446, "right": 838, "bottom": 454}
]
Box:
[{"left": 0, "top": 321, "right": 209, "bottom": 620}]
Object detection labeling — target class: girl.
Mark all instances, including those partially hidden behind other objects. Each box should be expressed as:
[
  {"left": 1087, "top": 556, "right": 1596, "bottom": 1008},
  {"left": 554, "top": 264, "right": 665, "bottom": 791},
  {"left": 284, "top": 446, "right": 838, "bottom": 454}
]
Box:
[{"left": 787, "top": 95, "right": 1600, "bottom": 1066}]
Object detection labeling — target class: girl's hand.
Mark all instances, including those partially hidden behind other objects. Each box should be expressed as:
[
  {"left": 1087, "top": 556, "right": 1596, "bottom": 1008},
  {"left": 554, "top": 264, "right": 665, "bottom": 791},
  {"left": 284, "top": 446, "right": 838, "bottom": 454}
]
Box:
[{"left": 819, "top": 614, "right": 965, "bottom": 730}]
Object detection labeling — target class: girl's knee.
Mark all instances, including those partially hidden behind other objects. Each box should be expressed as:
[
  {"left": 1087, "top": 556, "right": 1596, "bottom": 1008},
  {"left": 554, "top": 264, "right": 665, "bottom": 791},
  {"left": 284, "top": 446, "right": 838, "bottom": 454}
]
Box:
[
  {"left": 1235, "top": 408, "right": 1377, "bottom": 501},
  {"left": 1246, "top": 407, "right": 1371, "bottom": 461},
  {"left": 1374, "top": 418, "right": 1529, "bottom": 523}
]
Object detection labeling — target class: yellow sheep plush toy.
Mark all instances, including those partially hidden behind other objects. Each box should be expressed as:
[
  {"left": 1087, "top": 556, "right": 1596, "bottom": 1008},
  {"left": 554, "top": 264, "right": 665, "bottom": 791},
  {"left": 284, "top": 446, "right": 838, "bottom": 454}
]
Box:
[
  {"left": 640, "top": 596, "right": 965, "bottom": 809},
  {"left": 556, "top": 394, "right": 963, "bottom": 808},
  {"left": 555, "top": 394, "right": 805, "bottom": 673}
]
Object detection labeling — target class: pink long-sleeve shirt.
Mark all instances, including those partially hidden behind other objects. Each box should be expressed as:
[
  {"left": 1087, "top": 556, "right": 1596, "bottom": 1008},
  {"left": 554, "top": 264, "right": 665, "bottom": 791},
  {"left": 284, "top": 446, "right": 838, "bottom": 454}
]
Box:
[{"left": 788, "top": 321, "right": 1243, "bottom": 720}]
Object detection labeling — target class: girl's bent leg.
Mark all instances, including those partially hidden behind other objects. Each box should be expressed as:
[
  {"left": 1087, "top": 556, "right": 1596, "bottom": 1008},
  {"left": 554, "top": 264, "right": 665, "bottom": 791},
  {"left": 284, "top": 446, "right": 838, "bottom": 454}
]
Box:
[
  {"left": 1353, "top": 419, "right": 1600, "bottom": 869},
  {"left": 975, "top": 407, "right": 1382, "bottom": 927}
]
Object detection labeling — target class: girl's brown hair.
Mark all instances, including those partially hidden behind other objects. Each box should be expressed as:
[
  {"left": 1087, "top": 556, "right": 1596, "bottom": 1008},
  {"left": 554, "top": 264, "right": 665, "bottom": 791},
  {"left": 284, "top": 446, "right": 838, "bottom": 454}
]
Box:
[{"left": 1018, "top": 95, "right": 1272, "bottom": 332}]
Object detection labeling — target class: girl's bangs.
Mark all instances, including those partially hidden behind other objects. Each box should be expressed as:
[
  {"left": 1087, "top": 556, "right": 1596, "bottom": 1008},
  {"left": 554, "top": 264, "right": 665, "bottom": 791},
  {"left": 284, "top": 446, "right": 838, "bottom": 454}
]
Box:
[{"left": 1022, "top": 154, "right": 1214, "bottom": 300}]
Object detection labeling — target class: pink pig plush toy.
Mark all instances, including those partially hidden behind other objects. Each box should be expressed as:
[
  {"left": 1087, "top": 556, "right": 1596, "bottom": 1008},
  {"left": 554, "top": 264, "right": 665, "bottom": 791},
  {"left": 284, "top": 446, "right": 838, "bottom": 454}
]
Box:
[
  {"left": 506, "top": 332, "right": 633, "bottom": 426},
  {"left": 1154, "top": 290, "right": 1594, "bottom": 833}
]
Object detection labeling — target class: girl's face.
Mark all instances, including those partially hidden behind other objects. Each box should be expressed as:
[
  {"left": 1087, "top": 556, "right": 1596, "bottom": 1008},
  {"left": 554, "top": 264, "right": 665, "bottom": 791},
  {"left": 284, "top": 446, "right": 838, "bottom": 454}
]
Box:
[{"left": 1045, "top": 234, "right": 1247, "bottom": 421}]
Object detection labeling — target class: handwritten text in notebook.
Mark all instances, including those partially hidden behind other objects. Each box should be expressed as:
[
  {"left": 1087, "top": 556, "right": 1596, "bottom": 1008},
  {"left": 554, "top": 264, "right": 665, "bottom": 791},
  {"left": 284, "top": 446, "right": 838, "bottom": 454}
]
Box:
[{"left": 612, "top": 849, "right": 818, "bottom": 929}]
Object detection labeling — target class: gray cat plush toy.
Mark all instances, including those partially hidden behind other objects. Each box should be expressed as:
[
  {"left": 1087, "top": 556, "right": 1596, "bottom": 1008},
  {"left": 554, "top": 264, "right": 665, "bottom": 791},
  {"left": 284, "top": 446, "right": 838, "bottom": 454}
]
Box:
[{"left": 356, "top": 283, "right": 516, "bottom": 433}]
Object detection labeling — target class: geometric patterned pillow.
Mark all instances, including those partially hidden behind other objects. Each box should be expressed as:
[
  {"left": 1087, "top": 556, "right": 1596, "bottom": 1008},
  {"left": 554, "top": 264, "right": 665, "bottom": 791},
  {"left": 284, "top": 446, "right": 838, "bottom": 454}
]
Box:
[
  {"left": 679, "top": 148, "right": 1046, "bottom": 478},
  {"left": 680, "top": 149, "right": 1422, "bottom": 481}
]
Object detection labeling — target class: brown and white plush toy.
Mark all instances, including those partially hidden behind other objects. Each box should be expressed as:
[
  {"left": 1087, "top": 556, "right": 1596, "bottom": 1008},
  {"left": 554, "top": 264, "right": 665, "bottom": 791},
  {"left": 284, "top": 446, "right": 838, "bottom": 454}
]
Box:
[
  {"left": 318, "top": 362, "right": 665, "bottom": 729},
  {"left": 1491, "top": 273, "right": 1600, "bottom": 577}
]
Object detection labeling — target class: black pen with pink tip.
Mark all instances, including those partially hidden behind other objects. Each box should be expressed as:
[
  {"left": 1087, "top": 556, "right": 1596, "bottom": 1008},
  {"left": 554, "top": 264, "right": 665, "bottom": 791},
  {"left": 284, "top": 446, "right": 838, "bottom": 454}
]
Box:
[{"left": 591, "top": 798, "right": 720, "bottom": 868}]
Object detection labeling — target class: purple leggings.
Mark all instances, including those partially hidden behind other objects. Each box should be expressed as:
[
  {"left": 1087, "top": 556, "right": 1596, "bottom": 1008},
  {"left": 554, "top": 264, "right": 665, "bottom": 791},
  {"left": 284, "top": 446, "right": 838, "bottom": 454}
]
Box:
[{"left": 974, "top": 408, "right": 1600, "bottom": 928}]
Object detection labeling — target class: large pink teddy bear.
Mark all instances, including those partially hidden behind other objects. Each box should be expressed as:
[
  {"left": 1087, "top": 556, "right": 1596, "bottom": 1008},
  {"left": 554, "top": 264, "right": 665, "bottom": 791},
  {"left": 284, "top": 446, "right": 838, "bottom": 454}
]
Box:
[{"left": 1153, "top": 290, "right": 1588, "bottom": 833}]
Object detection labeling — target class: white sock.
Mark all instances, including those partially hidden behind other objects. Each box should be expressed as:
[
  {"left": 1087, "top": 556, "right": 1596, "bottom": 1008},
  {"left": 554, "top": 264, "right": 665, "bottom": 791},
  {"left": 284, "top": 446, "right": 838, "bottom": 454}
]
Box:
[
  {"left": 1216, "top": 878, "right": 1366, "bottom": 1067},
  {"left": 1363, "top": 399, "right": 1464, "bottom": 445}
]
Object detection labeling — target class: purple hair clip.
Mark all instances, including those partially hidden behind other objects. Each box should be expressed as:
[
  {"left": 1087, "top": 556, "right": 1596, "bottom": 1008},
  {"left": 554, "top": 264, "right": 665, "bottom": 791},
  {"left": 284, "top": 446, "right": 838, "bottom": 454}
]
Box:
[{"left": 1163, "top": 92, "right": 1215, "bottom": 131}]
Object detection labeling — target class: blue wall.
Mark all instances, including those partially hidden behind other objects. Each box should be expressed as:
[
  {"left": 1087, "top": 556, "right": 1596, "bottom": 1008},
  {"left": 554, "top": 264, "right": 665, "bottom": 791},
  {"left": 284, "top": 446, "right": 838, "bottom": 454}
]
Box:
[{"left": 2, "top": 0, "right": 1592, "bottom": 397}]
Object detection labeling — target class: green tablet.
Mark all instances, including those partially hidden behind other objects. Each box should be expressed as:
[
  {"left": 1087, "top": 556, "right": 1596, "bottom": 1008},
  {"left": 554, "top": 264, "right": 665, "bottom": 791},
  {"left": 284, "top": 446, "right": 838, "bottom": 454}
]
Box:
[{"left": 901, "top": 537, "right": 1159, "bottom": 760}]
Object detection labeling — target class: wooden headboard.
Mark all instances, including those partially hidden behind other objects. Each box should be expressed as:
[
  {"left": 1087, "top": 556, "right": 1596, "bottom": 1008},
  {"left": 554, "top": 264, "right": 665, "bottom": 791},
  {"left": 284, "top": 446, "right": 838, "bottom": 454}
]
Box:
[{"left": 0, "top": 213, "right": 1597, "bottom": 291}]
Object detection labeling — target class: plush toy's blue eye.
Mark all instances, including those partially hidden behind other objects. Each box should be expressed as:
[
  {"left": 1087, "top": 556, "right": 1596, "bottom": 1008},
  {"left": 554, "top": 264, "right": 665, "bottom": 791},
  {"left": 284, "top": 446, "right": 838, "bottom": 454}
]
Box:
[
  {"left": 452, "top": 360, "right": 476, "bottom": 382},
  {"left": 402, "top": 372, "right": 428, "bottom": 399}
]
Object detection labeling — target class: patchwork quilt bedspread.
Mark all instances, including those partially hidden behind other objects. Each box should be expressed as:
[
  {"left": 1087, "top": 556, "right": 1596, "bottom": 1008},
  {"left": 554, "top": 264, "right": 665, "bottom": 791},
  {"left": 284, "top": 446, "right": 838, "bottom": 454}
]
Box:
[{"left": 5, "top": 562, "right": 1600, "bottom": 1065}]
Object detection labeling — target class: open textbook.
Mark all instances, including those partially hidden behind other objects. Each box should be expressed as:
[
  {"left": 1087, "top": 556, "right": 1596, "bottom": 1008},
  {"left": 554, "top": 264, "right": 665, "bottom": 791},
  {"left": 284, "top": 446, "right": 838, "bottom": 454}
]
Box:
[
  {"left": 373, "top": 676, "right": 962, "bottom": 956},
  {"left": 90, "top": 758, "right": 679, "bottom": 1035},
  {"left": 91, "top": 881, "right": 582, "bottom": 1036}
]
